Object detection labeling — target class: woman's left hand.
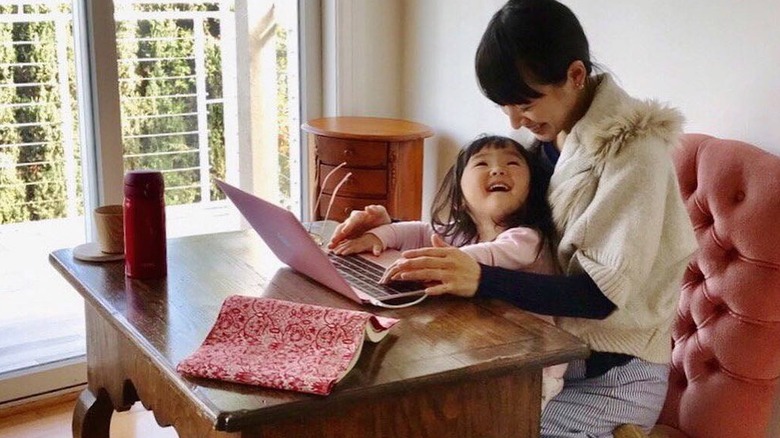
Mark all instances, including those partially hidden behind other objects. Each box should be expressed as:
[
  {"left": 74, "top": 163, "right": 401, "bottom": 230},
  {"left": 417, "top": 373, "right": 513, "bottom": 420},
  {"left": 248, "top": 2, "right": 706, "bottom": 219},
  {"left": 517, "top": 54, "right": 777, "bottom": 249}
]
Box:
[{"left": 381, "top": 234, "right": 481, "bottom": 297}]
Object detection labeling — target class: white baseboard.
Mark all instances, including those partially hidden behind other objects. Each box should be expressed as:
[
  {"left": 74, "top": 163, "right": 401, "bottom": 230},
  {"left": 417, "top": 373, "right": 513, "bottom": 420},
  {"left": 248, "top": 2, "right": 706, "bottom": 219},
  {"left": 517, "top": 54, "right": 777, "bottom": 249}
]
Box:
[{"left": 0, "top": 356, "right": 87, "bottom": 406}]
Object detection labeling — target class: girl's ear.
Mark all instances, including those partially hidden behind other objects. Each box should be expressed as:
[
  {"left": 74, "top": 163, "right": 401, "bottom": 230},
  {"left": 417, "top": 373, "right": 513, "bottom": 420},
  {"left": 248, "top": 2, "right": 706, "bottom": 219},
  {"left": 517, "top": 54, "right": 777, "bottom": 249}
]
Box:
[{"left": 567, "top": 60, "right": 587, "bottom": 89}]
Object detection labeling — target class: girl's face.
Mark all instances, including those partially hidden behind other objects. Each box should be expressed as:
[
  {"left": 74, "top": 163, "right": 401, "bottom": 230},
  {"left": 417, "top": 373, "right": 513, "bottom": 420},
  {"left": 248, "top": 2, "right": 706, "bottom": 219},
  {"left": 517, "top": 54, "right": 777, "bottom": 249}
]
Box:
[
  {"left": 500, "top": 80, "right": 581, "bottom": 142},
  {"left": 460, "top": 145, "right": 530, "bottom": 226}
]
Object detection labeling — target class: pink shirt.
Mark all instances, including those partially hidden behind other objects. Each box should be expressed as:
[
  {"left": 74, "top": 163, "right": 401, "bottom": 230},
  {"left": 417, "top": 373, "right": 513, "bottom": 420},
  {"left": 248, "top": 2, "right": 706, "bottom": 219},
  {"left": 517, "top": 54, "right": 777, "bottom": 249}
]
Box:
[
  {"left": 368, "top": 221, "right": 556, "bottom": 275},
  {"left": 368, "top": 221, "right": 566, "bottom": 390}
]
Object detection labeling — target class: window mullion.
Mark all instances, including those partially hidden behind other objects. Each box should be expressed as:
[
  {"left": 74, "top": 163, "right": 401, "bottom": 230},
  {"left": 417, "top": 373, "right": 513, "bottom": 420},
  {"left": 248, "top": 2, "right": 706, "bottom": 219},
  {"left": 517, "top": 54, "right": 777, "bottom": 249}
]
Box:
[{"left": 80, "top": 0, "right": 124, "bottom": 213}]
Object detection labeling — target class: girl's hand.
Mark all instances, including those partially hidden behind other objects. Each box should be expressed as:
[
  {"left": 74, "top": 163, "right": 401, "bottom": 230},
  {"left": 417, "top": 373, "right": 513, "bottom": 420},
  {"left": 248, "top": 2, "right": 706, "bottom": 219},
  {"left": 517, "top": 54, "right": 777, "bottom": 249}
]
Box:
[
  {"left": 330, "top": 233, "right": 384, "bottom": 256},
  {"left": 381, "top": 234, "right": 481, "bottom": 297},
  {"left": 328, "top": 205, "right": 391, "bottom": 249}
]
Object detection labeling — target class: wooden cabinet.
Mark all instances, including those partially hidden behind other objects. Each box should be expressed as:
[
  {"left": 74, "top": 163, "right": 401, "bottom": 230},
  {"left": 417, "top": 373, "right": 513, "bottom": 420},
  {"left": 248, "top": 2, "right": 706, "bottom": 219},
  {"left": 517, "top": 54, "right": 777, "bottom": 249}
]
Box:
[{"left": 302, "top": 117, "right": 433, "bottom": 222}]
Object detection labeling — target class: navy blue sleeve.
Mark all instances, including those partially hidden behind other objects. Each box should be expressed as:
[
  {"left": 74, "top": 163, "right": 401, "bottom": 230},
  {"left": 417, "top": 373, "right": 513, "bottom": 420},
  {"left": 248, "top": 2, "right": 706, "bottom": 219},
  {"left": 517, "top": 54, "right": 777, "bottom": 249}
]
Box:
[{"left": 475, "top": 264, "right": 616, "bottom": 319}]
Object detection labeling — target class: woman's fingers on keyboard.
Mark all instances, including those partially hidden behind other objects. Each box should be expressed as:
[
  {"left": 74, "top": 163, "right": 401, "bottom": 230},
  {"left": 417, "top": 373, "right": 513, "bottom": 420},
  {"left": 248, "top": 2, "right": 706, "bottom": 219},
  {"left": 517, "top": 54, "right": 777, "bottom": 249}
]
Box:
[{"left": 380, "top": 261, "right": 402, "bottom": 284}]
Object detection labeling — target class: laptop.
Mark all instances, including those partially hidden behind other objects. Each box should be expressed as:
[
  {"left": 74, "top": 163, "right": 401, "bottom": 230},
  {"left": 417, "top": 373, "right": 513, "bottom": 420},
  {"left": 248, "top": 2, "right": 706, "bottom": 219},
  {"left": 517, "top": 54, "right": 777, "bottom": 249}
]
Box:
[{"left": 215, "top": 179, "right": 427, "bottom": 308}]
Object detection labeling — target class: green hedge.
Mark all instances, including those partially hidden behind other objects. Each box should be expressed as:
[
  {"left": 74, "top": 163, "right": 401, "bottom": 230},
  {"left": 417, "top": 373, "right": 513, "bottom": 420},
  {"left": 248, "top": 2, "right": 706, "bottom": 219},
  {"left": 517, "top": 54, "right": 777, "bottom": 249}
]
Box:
[
  {"left": 0, "top": 3, "right": 236, "bottom": 223},
  {"left": 1, "top": 3, "right": 292, "bottom": 225}
]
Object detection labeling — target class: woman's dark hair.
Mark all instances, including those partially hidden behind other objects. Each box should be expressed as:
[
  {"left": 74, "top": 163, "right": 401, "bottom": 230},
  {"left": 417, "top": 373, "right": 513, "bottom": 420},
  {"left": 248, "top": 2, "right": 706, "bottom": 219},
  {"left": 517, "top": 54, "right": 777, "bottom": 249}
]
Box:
[
  {"left": 431, "top": 135, "right": 555, "bottom": 248},
  {"left": 475, "top": 0, "right": 592, "bottom": 105}
]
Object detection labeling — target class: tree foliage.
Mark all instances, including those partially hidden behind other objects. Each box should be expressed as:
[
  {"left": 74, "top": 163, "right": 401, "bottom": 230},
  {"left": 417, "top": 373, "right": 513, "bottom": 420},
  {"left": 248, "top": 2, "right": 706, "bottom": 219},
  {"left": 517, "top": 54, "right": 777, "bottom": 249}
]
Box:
[
  {"left": 1, "top": 2, "right": 291, "bottom": 223},
  {"left": 276, "top": 26, "right": 290, "bottom": 204},
  {"left": 0, "top": 8, "right": 28, "bottom": 223},
  {"left": 0, "top": 2, "right": 229, "bottom": 222},
  {"left": 0, "top": 3, "right": 73, "bottom": 223},
  {"left": 117, "top": 2, "right": 225, "bottom": 206}
]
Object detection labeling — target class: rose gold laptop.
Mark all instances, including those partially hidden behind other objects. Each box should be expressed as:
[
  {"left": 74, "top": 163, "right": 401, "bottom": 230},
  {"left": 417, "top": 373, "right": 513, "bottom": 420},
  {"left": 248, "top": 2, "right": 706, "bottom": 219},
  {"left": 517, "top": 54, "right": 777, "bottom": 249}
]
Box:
[{"left": 215, "top": 179, "right": 426, "bottom": 308}]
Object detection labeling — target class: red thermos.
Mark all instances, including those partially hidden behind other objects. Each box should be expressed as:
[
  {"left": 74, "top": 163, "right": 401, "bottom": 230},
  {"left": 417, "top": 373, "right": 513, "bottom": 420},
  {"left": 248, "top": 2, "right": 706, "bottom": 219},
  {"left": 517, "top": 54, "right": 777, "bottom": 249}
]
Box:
[{"left": 123, "top": 170, "right": 167, "bottom": 278}]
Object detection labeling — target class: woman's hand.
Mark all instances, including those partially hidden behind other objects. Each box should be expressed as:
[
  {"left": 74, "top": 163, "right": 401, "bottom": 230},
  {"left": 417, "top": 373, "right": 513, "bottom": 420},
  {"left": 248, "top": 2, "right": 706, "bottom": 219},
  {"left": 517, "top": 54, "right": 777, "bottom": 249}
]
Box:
[
  {"left": 330, "top": 233, "right": 384, "bottom": 256},
  {"left": 328, "top": 205, "right": 391, "bottom": 249},
  {"left": 381, "top": 234, "right": 481, "bottom": 297}
]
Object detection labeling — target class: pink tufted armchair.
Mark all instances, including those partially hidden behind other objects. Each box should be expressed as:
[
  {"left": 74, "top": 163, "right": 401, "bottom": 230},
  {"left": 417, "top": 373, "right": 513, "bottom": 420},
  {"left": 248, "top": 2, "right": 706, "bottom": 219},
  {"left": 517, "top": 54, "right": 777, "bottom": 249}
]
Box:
[{"left": 616, "top": 133, "right": 780, "bottom": 438}]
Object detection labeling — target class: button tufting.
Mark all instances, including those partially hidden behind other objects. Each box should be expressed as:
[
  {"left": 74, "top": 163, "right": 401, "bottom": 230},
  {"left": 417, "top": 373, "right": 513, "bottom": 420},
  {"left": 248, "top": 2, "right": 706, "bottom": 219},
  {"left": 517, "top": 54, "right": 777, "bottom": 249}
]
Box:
[
  {"left": 727, "top": 247, "right": 740, "bottom": 262},
  {"left": 665, "top": 135, "right": 780, "bottom": 436},
  {"left": 678, "top": 374, "right": 688, "bottom": 389},
  {"left": 687, "top": 263, "right": 705, "bottom": 284},
  {"left": 686, "top": 318, "right": 697, "bottom": 336}
]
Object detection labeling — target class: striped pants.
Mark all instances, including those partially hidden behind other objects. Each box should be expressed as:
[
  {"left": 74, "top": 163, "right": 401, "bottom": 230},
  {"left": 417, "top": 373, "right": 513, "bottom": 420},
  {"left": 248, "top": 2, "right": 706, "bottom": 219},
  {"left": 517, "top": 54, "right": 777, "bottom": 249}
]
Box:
[{"left": 540, "top": 357, "right": 670, "bottom": 438}]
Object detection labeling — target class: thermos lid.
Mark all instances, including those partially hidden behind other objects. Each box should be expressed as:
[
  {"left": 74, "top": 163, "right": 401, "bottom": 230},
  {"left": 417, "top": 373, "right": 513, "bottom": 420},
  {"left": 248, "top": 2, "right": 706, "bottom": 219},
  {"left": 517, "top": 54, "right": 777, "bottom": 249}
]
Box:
[{"left": 124, "top": 170, "right": 164, "bottom": 198}]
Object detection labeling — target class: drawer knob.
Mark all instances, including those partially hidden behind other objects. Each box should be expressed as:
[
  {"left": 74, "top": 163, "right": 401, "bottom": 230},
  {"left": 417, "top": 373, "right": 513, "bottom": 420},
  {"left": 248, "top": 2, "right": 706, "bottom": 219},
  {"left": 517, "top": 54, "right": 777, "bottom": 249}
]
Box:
[{"left": 342, "top": 148, "right": 354, "bottom": 157}]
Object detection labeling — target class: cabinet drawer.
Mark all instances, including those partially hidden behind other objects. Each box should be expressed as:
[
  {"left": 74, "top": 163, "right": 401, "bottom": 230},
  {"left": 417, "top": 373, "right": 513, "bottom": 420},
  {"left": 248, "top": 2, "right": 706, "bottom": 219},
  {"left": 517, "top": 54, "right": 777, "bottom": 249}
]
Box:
[
  {"left": 318, "top": 194, "right": 384, "bottom": 223},
  {"left": 316, "top": 136, "right": 388, "bottom": 167},
  {"left": 319, "top": 164, "right": 386, "bottom": 198}
]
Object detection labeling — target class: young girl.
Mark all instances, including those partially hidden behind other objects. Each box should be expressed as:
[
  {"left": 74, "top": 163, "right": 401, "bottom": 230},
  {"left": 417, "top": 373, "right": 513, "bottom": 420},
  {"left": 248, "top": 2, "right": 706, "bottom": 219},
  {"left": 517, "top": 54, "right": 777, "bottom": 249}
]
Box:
[{"left": 330, "top": 134, "right": 566, "bottom": 409}]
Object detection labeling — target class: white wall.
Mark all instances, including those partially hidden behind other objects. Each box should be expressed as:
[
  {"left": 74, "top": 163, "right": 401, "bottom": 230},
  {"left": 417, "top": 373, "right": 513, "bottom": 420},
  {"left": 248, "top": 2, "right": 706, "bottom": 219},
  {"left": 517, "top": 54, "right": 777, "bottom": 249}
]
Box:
[
  {"left": 323, "top": 0, "right": 401, "bottom": 117},
  {"left": 401, "top": 0, "right": 511, "bottom": 216},
  {"left": 399, "top": 0, "right": 780, "bottom": 217},
  {"left": 568, "top": 0, "right": 780, "bottom": 153}
]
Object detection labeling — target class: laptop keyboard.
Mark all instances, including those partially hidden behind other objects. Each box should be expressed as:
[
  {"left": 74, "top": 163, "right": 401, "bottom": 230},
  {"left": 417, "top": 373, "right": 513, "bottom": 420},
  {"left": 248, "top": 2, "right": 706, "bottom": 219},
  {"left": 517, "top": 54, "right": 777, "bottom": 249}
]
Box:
[{"left": 327, "top": 253, "right": 425, "bottom": 298}]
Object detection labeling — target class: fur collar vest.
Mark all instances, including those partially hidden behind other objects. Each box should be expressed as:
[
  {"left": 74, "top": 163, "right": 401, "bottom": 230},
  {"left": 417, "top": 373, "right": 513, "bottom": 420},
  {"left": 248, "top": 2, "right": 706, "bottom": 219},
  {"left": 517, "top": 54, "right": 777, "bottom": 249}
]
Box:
[{"left": 549, "top": 74, "right": 684, "bottom": 233}]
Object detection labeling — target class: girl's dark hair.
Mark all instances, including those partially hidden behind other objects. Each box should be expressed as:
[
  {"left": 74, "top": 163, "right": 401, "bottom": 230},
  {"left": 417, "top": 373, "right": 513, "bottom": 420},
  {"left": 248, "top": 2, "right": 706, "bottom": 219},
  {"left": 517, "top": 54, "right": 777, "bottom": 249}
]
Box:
[
  {"left": 475, "top": 0, "right": 592, "bottom": 105},
  {"left": 431, "top": 135, "right": 555, "bottom": 248}
]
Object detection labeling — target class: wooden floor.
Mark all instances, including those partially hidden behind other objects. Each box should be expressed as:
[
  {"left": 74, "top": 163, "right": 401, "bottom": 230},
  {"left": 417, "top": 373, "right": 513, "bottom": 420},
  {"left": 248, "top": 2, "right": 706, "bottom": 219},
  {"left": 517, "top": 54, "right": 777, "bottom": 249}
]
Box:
[{"left": 0, "top": 392, "right": 178, "bottom": 438}]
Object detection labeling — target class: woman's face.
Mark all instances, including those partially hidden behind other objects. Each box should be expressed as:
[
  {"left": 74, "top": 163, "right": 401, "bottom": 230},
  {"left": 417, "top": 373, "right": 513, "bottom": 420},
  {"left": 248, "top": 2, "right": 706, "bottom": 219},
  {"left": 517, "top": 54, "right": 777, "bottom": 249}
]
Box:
[{"left": 501, "top": 80, "right": 581, "bottom": 142}]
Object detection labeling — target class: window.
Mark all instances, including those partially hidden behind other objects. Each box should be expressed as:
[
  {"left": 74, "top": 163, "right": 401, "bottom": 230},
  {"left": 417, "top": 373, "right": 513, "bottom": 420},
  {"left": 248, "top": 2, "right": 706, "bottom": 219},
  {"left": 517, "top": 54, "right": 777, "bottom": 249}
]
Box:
[
  {"left": 112, "top": 0, "right": 245, "bottom": 237},
  {"left": 0, "top": 0, "right": 88, "bottom": 404},
  {"left": 0, "top": 0, "right": 314, "bottom": 405}
]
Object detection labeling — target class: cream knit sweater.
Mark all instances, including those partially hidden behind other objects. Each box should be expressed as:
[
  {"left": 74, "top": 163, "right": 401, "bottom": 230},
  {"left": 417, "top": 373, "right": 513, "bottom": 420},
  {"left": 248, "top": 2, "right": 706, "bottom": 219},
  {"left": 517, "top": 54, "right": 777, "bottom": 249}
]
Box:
[{"left": 549, "top": 74, "right": 698, "bottom": 364}]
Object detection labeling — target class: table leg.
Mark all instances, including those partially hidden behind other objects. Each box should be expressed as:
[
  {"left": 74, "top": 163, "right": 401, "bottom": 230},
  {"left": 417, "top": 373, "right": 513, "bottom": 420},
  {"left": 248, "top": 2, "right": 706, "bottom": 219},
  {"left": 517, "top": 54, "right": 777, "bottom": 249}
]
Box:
[
  {"left": 72, "top": 388, "right": 113, "bottom": 438},
  {"left": 80, "top": 303, "right": 239, "bottom": 437}
]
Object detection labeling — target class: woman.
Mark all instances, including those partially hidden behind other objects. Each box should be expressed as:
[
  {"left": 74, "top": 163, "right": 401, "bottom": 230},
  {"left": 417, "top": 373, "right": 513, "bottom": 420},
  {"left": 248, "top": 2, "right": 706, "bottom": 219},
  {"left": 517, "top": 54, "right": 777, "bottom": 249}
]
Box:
[{"left": 329, "top": 0, "right": 697, "bottom": 436}]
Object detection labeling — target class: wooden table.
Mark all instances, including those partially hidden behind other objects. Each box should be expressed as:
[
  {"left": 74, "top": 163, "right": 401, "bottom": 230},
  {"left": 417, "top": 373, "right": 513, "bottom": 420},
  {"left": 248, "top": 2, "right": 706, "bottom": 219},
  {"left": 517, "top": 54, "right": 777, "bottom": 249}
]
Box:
[{"left": 50, "top": 230, "right": 588, "bottom": 437}]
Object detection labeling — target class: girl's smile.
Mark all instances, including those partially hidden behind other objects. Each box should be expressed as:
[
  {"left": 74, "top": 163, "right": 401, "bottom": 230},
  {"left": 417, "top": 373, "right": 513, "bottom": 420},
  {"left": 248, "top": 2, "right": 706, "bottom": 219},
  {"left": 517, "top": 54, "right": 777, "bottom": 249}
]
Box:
[{"left": 460, "top": 146, "right": 530, "bottom": 241}]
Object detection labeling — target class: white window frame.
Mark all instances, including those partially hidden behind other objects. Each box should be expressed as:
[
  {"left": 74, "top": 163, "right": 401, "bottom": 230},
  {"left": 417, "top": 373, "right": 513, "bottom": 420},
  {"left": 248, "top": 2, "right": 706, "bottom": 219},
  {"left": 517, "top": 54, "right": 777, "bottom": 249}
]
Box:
[
  {"left": 297, "top": 0, "right": 322, "bottom": 220},
  {"left": 0, "top": 0, "right": 321, "bottom": 406}
]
